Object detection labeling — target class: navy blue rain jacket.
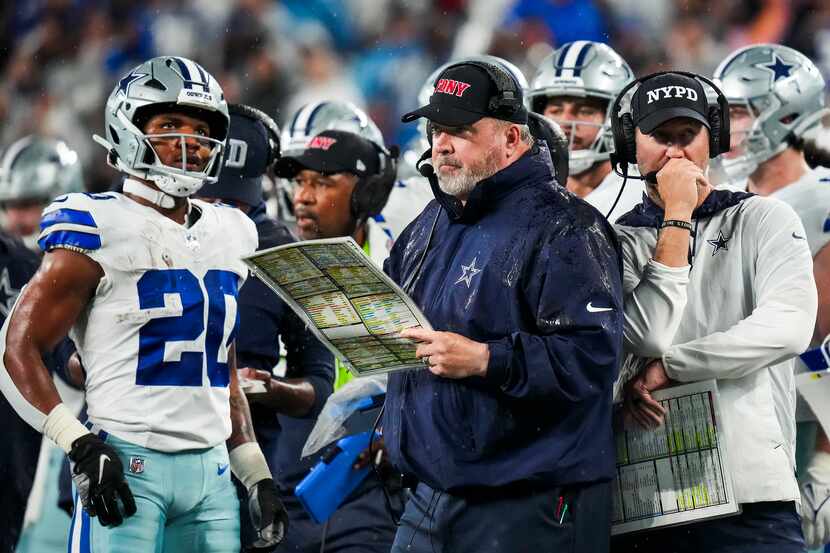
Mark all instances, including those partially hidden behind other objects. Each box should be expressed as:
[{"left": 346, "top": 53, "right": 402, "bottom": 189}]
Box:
[{"left": 382, "top": 146, "right": 624, "bottom": 491}]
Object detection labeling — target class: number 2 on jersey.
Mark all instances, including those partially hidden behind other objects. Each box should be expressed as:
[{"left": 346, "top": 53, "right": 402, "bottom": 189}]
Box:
[{"left": 136, "top": 269, "right": 238, "bottom": 387}]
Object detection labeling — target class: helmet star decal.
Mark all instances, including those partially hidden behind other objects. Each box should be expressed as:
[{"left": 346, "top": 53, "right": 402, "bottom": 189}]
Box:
[
  {"left": 758, "top": 53, "right": 797, "bottom": 83},
  {"left": 117, "top": 70, "right": 148, "bottom": 96}
]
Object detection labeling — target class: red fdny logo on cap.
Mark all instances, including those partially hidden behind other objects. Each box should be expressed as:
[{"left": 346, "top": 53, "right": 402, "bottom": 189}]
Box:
[
  {"left": 307, "top": 136, "right": 337, "bottom": 150},
  {"left": 435, "top": 79, "right": 472, "bottom": 97}
]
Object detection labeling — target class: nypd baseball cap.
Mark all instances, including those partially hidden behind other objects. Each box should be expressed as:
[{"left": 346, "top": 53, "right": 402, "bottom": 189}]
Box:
[
  {"left": 631, "top": 73, "right": 710, "bottom": 134},
  {"left": 274, "top": 129, "right": 379, "bottom": 178},
  {"left": 401, "top": 63, "right": 528, "bottom": 126}
]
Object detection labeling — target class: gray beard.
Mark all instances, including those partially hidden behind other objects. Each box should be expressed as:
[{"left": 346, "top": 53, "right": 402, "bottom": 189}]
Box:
[
  {"left": 437, "top": 169, "right": 480, "bottom": 197},
  {"left": 436, "top": 150, "right": 500, "bottom": 198}
]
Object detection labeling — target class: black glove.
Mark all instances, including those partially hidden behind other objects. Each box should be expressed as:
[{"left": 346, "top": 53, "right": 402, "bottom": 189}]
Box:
[
  {"left": 68, "top": 434, "right": 137, "bottom": 527},
  {"left": 247, "top": 478, "right": 289, "bottom": 551}
]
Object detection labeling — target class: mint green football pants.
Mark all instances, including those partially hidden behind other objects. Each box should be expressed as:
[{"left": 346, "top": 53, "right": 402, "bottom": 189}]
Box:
[{"left": 67, "top": 433, "right": 240, "bottom": 553}]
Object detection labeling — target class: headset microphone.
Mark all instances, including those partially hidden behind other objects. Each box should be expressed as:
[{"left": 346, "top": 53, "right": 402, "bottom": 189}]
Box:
[
  {"left": 416, "top": 149, "right": 434, "bottom": 178},
  {"left": 612, "top": 165, "right": 658, "bottom": 184},
  {"left": 605, "top": 167, "right": 656, "bottom": 220},
  {"left": 415, "top": 148, "right": 463, "bottom": 220}
]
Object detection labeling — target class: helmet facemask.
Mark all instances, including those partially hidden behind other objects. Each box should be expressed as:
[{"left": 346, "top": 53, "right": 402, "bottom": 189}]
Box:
[
  {"left": 110, "top": 108, "right": 225, "bottom": 197},
  {"left": 531, "top": 92, "right": 614, "bottom": 175}
]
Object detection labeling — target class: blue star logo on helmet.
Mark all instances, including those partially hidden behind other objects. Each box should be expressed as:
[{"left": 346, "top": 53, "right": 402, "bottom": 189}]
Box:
[
  {"left": 118, "top": 70, "right": 148, "bottom": 96},
  {"left": 760, "top": 53, "right": 797, "bottom": 82}
]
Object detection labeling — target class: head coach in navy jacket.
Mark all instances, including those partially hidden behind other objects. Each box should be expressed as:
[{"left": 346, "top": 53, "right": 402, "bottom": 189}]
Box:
[{"left": 382, "top": 60, "right": 625, "bottom": 553}]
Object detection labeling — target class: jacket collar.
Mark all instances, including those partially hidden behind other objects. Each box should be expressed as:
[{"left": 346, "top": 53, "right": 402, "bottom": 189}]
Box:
[
  {"left": 247, "top": 201, "right": 269, "bottom": 224},
  {"left": 430, "top": 145, "right": 555, "bottom": 224},
  {"left": 617, "top": 188, "right": 754, "bottom": 229}
]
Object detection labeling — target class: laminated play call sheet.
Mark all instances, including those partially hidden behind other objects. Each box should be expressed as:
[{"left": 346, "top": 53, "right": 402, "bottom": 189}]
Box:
[
  {"left": 243, "top": 237, "right": 431, "bottom": 377},
  {"left": 611, "top": 380, "right": 739, "bottom": 535}
]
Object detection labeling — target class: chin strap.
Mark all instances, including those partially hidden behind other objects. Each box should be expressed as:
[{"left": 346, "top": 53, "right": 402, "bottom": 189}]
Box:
[{"left": 123, "top": 178, "right": 178, "bottom": 210}]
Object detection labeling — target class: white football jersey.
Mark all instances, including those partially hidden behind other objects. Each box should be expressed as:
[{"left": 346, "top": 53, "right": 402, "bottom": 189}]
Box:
[
  {"left": 771, "top": 166, "right": 830, "bottom": 257},
  {"left": 583, "top": 169, "right": 646, "bottom": 223},
  {"left": 770, "top": 167, "right": 830, "bottom": 420},
  {"left": 39, "top": 190, "right": 257, "bottom": 452}
]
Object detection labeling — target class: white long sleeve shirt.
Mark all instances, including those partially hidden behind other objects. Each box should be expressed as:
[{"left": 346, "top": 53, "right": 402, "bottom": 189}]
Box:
[
  {"left": 616, "top": 190, "right": 817, "bottom": 504},
  {"left": 584, "top": 168, "right": 647, "bottom": 224}
]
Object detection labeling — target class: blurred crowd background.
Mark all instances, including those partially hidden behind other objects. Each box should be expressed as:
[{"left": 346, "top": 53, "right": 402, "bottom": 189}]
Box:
[{"left": 1, "top": 0, "right": 828, "bottom": 193}]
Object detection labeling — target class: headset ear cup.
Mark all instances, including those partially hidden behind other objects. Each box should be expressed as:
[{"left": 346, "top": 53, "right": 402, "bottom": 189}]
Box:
[
  {"left": 717, "top": 104, "right": 730, "bottom": 157},
  {"left": 350, "top": 149, "right": 398, "bottom": 222},
  {"left": 620, "top": 113, "right": 637, "bottom": 164},
  {"left": 707, "top": 106, "right": 722, "bottom": 158}
]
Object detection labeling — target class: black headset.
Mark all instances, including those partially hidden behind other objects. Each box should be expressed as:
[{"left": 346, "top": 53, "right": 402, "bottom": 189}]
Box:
[
  {"left": 350, "top": 143, "right": 399, "bottom": 224},
  {"left": 609, "top": 71, "right": 731, "bottom": 172},
  {"left": 436, "top": 60, "right": 527, "bottom": 123},
  {"left": 228, "top": 103, "right": 281, "bottom": 169},
  {"left": 526, "top": 112, "right": 569, "bottom": 186}
]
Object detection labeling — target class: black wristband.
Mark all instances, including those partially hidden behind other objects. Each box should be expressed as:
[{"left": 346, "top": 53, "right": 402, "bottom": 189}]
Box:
[{"left": 660, "top": 219, "right": 693, "bottom": 232}]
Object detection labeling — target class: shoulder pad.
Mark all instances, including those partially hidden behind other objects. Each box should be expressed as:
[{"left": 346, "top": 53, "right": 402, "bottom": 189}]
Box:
[{"left": 37, "top": 192, "right": 116, "bottom": 253}]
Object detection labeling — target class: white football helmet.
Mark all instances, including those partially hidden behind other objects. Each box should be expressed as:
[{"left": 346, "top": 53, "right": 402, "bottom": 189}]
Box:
[
  {"left": 527, "top": 41, "right": 634, "bottom": 175},
  {"left": 0, "top": 136, "right": 84, "bottom": 204},
  {"left": 281, "top": 101, "right": 387, "bottom": 158},
  {"left": 713, "top": 44, "right": 829, "bottom": 181},
  {"left": 94, "top": 56, "right": 229, "bottom": 197}
]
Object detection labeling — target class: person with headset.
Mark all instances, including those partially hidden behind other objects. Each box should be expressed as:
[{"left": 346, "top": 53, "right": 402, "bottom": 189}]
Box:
[
  {"left": 612, "top": 70, "right": 817, "bottom": 553},
  {"left": 272, "top": 125, "right": 405, "bottom": 552},
  {"left": 528, "top": 41, "right": 645, "bottom": 222},
  {"left": 711, "top": 43, "right": 830, "bottom": 552},
  {"left": 386, "top": 59, "right": 623, "bottom": 552},
  {"left": 194, "top": 103, "right": 336, "bottom": 552}
]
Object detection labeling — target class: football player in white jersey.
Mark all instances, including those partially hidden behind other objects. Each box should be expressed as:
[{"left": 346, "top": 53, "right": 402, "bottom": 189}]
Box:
[
  {"left": 714, "top": 43, "right": 830, "bottom": 550},
  {"left": 0, "top": 136, "right": 84, "bottom": 251},
  {"left": 528, "top": 41, "right": 645, "bottom": 222},
  {"left": 0, "top": 56, "right": 287, "bottom": 552}
]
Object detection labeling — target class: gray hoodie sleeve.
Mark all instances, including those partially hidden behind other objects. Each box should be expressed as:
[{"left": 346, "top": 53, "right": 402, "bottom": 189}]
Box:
[
  {"left": 616, "top": 225, "right": 691, "bottom": 358},
  {"left": 663, "top": 199, "right": 817, "bottom": 381}
]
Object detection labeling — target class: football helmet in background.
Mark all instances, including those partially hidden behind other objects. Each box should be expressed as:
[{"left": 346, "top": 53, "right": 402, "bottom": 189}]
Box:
[
  {"left": 0, "top": 136, "right": 84, "bottom": 205},
  {"left": 713, "top": 43, "right": 828, "bottom": 181},
  {"left": 527, "top": 41, "right": 634, "bottom": 175}
]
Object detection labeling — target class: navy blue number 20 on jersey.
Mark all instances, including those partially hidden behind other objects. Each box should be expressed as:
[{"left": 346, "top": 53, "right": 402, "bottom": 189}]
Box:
[{"left": 136, "top": 269, "right": 239, "bottom": 387}]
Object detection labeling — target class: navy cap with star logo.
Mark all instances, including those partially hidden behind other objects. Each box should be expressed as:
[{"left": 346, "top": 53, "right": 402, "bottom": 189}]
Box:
[{"left": 402, "top": 63, "right": 528, "bottom": 127}]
